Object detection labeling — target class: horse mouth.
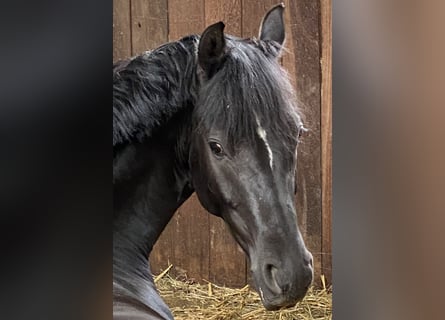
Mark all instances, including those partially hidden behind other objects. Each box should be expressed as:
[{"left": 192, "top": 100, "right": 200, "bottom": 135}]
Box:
[
  {"left": 259, "top": 292, "right": 300, "bottom": 311},
  {"left": 258, "top": 287, "right": 309, "bottom": 311}
]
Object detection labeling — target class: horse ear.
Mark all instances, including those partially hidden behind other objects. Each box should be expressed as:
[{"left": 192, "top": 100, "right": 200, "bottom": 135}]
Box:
[
  {"left": 198, "top": 21, "right": 226, "bottom": 79},
  {"left": 259, "top": 3, "right": 285, "bottom": 47}
]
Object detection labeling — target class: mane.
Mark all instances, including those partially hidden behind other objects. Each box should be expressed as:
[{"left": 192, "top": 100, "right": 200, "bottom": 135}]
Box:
[
  {"left": 113, "top": 34, "right": 302, "bottom": 151},
  {"left": 195, "top": 36, "right": 303, "bottom": 153},
  {"left": 113, "top": 36, "right": 199, "bottom": 146}
]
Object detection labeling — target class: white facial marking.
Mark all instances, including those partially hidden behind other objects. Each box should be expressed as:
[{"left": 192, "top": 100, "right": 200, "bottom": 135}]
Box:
[{"left": 255, "top": 116, "right": 274, "bottom": 169}]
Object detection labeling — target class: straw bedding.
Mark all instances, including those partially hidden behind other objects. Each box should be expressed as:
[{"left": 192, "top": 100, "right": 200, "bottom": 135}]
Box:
[{"left": 155, "top": 265, "right": 332, "bottom": 320}]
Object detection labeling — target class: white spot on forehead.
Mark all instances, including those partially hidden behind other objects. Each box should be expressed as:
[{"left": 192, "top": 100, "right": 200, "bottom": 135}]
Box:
[{"left": 255, "top": 116, "right": 274, "bottom": 169}]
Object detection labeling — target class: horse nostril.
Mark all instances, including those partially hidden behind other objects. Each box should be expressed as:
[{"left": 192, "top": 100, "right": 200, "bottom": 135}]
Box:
[
  {"left": 265, "top": 264, "right": 276, "bottom": 279},
  {"left": 264, "top": 264, "right": 282, "bottom": 294},
  {"left": 264, "top": 264, "right": 294, "bottom": 294}
]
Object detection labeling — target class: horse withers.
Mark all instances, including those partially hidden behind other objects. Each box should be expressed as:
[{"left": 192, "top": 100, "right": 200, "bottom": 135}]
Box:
[{"left": 113, "top": 3, "right": 313, "bottom": 319}]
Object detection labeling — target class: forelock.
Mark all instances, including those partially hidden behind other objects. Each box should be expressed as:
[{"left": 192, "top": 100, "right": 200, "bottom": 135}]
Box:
[{"left": 194, "top": 37, "right": 302, "bottom": 152}]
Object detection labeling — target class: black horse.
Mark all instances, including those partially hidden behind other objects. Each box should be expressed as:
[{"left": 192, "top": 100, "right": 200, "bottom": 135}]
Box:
[{"left": 113, "top": 4, "right": 313, "bottom": 319}]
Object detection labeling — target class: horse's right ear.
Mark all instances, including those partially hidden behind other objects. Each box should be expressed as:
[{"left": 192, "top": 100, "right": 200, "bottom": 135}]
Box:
[{"left": 198, "top": 21, "right": 226, "bottom": 79}]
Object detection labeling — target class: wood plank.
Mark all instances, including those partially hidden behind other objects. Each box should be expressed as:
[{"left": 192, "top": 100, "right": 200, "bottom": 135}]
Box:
[
  {"left": 320, "top": 0, "right": 332, "bottom": 285},
  {"left": 152, "top": 197, "right": 210, "bottom": 282},
  {"left": 171, "top": 195, "right": 210, "bottom": 282},
  {"left": 165, "top": 1, "right": 210, "bottom": 282},
  {"left": 208, "top": 218, "right": 246, "bottom": 286},
  {"left": 131, "top": 0, "right": 168, "bottom": 55},
  {"left": 150, "top": 224, "right": 174, "bottom": 275},
  {"left": 205, "top": 0, "right": 246, "bottom": 287},
  {"left": 205, "top": 0, "right": 242, "bottom": 36},
  {"left": 286, "top": 0, "right": 323, "bottom": 286},
  {"left": 282, "top": 0, "right": 297, "bottom": 86},
  {"left": 168, "top": 0, "right": 205, "bottom": 41},
  {"left": 113, "top": 0, "right": 131, "bottom": 62}
]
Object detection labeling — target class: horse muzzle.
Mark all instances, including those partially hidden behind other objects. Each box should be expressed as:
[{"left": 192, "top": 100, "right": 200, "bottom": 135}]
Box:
[{"left": 252, "top": 250, "right": 314, "bottom": 310}]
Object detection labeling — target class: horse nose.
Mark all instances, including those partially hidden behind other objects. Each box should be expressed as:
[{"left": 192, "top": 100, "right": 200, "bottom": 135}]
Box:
[
  {"left": 263, "top": 263, "right": 283, "bottom": 294},
  {"left": 263, "top": 261, "right": 313, "bottom": 296}
]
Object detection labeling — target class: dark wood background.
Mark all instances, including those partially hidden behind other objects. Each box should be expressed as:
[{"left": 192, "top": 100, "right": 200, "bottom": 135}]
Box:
[{"left": 113, "top": 0, "right": 331, "bottom": 288}]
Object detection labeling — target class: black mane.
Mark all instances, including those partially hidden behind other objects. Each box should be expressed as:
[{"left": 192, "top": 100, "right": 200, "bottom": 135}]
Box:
[{"left": 113, "top": 36, "right": 199, "bottom": 146}]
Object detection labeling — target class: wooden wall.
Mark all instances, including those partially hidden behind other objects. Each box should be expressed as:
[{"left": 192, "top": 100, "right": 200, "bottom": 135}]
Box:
[{"left": 113, "top": 0, "right": 331, "bottom": 288}]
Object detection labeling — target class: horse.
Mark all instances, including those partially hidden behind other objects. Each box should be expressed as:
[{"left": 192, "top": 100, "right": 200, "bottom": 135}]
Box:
[{"left": 113, "top": 3, "right": 313, "bottom": 319}]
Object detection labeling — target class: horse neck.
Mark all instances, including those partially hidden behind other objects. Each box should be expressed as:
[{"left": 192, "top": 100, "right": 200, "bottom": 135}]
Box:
[
  {"left": 114, "top": 108, "right": 193, "bottom": 268},
  {"left": 113, "top": 118, "right": 195, "bottom": 315},
  {"left": 114, "top": 110, "right": 193, "bottom": 244}
]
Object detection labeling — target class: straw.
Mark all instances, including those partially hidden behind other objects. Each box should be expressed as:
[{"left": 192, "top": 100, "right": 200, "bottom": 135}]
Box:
[{"left": 154, "top": 266, "right": 332, "bottom": 320}]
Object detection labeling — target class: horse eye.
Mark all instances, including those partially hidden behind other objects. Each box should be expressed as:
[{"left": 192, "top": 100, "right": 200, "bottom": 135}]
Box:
[{"left": 209, "top": 141, "right": 224, "bottom": 156}]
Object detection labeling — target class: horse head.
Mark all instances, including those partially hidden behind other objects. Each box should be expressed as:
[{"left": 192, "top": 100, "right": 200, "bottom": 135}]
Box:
[{"left": 189, "top": 4, "right": 313, "bottom": 310}]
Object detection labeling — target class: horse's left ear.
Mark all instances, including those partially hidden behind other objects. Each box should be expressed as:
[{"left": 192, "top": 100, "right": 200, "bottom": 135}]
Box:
[
  {"left": 198, "top": 21, "right": 226, "bottom": 79},
  {"left": 259, "top": 3, "right": 286, "bottom": 49}
]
